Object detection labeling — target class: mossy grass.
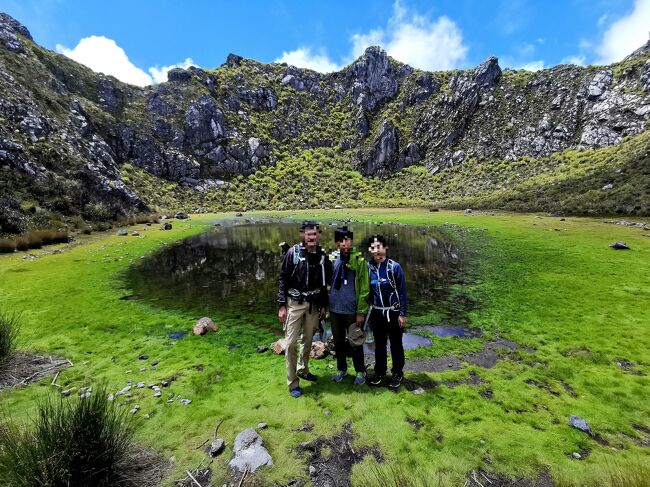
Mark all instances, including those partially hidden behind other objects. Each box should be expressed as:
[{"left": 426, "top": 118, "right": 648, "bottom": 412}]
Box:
[{"left": 0, "top": 210, "right": 648, "bottom": 486}]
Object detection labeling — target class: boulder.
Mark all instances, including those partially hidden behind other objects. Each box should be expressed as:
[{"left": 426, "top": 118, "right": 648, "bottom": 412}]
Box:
[
  {"left": 116, "top": 229, "right": 128, "bottom": 236},
  {"left": 206, "top": 438, "right": 225, "bottom": 457},
  {"left": 160, "top": 222, "right": 172, "bottom": 230},
  {"left": 193, "top": 317, "right": 218, "bottom": 336},
  {"left": 228, "top": 428, "right": 273, "bottom": 473},
  {"left": 271, "top": 338, "right": 287, "bottom": 355},
  {"left": 569, "top": 415, "right": 592, "bottom": 435},
  {"left": 310, "top": 341, "right": 328, "bottom": 359},
  {"left": 175, "top": 212, "right": 189, "bottom": 219}
]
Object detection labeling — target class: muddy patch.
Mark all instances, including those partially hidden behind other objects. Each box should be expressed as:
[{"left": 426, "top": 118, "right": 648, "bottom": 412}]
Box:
[
  {"left": 404, "top": 355, "right": 463, "bottom": 372},
  {"left": 124, "top": 444, "right": 171, "bottom": 487},
  {"left": 615, "top": 358, "right": 645, "bottom": 376},
  {"left": 466, "top": 468, "right": 556, "bottom": 487},
  {"left": 297, "top": 422, "right": 382, "bottom": 487},
  {"left": 0, "top": 352, "right": 70, "bottom": 389}
]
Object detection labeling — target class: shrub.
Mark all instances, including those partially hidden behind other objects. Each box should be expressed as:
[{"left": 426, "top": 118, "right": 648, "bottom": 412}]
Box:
[
  {"left": 0, "top": 239, "right": 17, "bottom": 254},
  {"left": 0, "top": 312, "right": 20, "bottom": 362},
  {"left": 0, "top": 386, "right": 141, "bottom": 487}
]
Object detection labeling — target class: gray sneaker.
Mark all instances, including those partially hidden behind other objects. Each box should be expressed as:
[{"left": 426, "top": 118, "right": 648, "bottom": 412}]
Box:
[
  {"left": 332, "top": 370, "right": 347, "bottom": 382},
  {"left": 354, "top": 372, "right": 367, "bottom": 385}
]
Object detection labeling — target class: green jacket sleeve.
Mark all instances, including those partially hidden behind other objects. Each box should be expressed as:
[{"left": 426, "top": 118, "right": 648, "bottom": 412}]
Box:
[{"left": 350, "top": 251, "right": 370, "bottom": 315}]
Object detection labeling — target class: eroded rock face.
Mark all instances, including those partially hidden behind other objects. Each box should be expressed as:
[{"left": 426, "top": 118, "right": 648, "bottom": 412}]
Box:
[
  {"left": 0, "top": 12, "right": 32, "bottom": 53},
  {"left": 184, "top": 95, "right": 227, "bottom": 150},
  {"left": 348, "top": 46, "right": 398, "bottom": 111}
]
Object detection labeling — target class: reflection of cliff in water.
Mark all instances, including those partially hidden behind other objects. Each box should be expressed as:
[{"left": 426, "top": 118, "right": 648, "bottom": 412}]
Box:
[{"left": 125, "top": 222, "right": 465, "bottom": 316}]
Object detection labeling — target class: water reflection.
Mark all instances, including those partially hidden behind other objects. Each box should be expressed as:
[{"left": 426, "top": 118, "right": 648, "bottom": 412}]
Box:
[{"left": 125, "top": 221, "right": 464, "bottom": 318}]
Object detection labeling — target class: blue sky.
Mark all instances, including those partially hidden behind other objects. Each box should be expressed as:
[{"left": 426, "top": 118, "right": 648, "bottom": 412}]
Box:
[{"left": 1, "top": 0, "right": 649, "bottom": 86}]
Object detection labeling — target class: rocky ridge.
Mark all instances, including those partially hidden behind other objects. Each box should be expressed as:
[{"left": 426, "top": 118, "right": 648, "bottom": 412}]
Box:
[{"left": 1, "top": 12, "right": 649, "bottom": 232}]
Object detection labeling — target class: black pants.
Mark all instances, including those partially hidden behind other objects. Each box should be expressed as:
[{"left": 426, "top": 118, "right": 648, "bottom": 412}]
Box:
[
  {"left": 330, "top": 312, "right": 365, "bottom": 373},
  {"left": 370, "top": 309, "right": 404, "bottom": 376}
]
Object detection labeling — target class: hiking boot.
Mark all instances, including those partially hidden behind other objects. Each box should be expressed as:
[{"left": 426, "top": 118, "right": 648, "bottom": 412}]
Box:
[
  {"left": 368, "top": 374, "right": 384, "bottom": 386},
  {"left": 290, "top": 387, "right": 302, "bottom": 398},
  {"left": 332, "top": 370, "right": 347, "bottom": 382},
  {"left": 354, "top": 372, "right": 367, "bottom": 386},
  {"left": 388, "top": 374, "right": 403, "bottom": 389},
  {"left": 298, "top": 372, "right": 318, "bottom": 382}
]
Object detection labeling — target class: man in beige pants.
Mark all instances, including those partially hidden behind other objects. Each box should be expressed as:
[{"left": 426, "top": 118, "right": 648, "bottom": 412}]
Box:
[{"left": 278, "top": 221, "right": 332, "bottom": 398}]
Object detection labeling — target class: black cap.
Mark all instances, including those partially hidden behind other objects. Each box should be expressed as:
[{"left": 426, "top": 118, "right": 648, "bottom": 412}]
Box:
[
  {"left": 334, "top": 226, "right": 353, "bottom": 242},
  {"left": 300, "top": 220, "right": 320, "bottom": 231}
]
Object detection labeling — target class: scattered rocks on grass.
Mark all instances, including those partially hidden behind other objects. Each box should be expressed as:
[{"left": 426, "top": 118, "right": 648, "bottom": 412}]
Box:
[
  {"left": 193, "top": 317, "right": 218, "bottom": 335},
  {"left": 609, "top": 241, "right": 630, "bottom": 249},
  {"left": 228, "top": 428, "right": 273, "bottom": 473}
]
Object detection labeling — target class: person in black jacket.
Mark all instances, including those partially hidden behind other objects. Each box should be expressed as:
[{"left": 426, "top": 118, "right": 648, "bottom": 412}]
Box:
[{"left": 278, "top": 221, "right": 332, "bottom": 398}]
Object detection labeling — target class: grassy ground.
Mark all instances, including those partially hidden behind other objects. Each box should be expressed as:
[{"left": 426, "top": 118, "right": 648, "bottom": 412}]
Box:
[{"left": 0, "top": 209, "right": 648, "bottom": 486}]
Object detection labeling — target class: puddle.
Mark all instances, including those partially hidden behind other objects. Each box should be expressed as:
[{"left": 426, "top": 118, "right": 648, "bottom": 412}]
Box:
[
  {"left": 167, "top": 331, "right": 187, "bottom": 340},
  {"left": 415, "top": 325, "right": 482, "bottom": 338}
]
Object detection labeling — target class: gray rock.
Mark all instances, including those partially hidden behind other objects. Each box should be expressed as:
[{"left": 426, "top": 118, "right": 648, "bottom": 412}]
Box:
[
  {"left": 225, "top": 53, "right": 243, "bottom": 67},
  {"left": 257, "top": 422, "right": 267, "bottom": 430},
  {"left": 161, "top": 222, "right": 172, "bottom": 230},
  {"left": 116, "top": 229, "right": 128, "bottom": 236},
  {"left": 474, "top": 56, "right": 502, "bottom": 88},
  {"left": 207, "top": 438, "right": 226, "bottom": 457},
  {"left": 257, "top": 345, "right": 269, "bottom": 353},
  {"left": 587, "top": 70, "right": 613, "bottom": 100},
  {"left": 184, "top": 95, "right": 226, "bottom": 149},
  {"left": 228, "top": 428, "right": 273, "bottom": 473},
  {"left": 569, "top": 415, "right": 592, "bottom": 434},
  {"left": 609, "top": 241, "right": 630, "bottom": 250},
  {"left": 348, "top": 46, "right": 398, "bottom": 111}
]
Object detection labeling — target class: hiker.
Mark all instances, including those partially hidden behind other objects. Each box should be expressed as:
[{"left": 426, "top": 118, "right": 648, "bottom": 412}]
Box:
[
  {"left": 278, "top": 221, "right": 332, "bottom": 398},
  {"left": 329, "top": 226, "right": 370, "bottom": 385},
  {"left": 366, "top": 234, "right": 408, "bottom": 389}
]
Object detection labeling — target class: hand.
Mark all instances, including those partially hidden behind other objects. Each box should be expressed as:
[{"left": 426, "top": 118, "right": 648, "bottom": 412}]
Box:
[
  {"left": 356, "top": 314, "right": 365, "bottom": 327},
  {"left": 278, "top": 306, "right": 287, "bottom": 324},
  {"left": 398, "top": 315, "right": 407, "bottom": 329}
]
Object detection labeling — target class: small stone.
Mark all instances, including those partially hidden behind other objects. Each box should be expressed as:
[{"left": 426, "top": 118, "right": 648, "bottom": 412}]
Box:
[
  {"left": 154, "top": 390, "right": 162, "bottom": 397},
  {"left": 138, "top": 354, "right": 149, "bottom": 360},
  {"left": 412, "top": 387, "right": 426, "bottom": 395},
  {"left": 129, "top": 405, "right": 140, "bottom": 415},
  {"left": 569, "top": 415, "right": 592, "bottom": 434},
  {"left": 464, "top": 209, "right": 472, "bottom": 214},
  {"left": 167, "top": 399, "right": 174, "bottom": 403},
  {"left": 181, "top": 399, "right": 192, "bottom": 406},
  {"left": 207, "top": 438, "right": 226, "bottom": 457},
  {"left": 61, "top": 389, "right": 72, "bottom": 397},
  {"left": 136, "top": 382, "right": 145, "bottom": 388},
  {"left": 258, "top": 422, "right": 268, "bottom": 430},
  {"left": 309, "top": 465, "right": 317, "bottom": 477},
  {"left": 151, "top": 361, "right": 159, "bottom": 366},
  {"left": 107, "top": 394, "right": 115, "bottom": 401},
  {"left": 144, "top": 414, "right": 151, "bottom": 419},
  {"left": 609, "top": 241, "right": 630, "bottom": 250},
  {"left": 161, "top": 381, "right": 170, "bottom": 387},
  {"left": 572, "top": 452, "right": 582, "bottom": 459},
  {"left": 148, "top": 383, "right": 158, "bottom": 389},
  {"left": 257, "top": 345, "right": 269, "bottom": 353},
  {"left": 116, "top": 229, "right": 128, "bottom": 236},
  {"left": 139, "top": 367, "right": 147, "bottom": 372},
  {"left": 193, "top": 317, "right": 218, "bottom": 336},
  {"left": 324, "top": 410, "right": 332, "bottom": 417}
]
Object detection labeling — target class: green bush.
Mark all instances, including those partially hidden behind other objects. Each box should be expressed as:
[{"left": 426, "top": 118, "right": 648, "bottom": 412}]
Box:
[
  {"left": 0, "top": 386, "right": 144, "bottom": 487},
  {"left": 0, "top": 311, "right": 20, "bottom": 362}
]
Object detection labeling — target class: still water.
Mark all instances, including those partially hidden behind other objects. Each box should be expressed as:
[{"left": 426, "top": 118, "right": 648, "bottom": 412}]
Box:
[{"left": 125, "top": 220, "right": 465, "bottom": 320}]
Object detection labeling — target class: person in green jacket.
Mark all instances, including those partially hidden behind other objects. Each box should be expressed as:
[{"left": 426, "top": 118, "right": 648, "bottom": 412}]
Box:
[{"left": 329, "top": 226, "right": 370, "bottom": 385}]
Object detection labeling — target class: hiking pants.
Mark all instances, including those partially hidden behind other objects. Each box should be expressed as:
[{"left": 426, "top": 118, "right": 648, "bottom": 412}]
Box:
[
  {"left": 330, "top": 312, "right": 366, "bottom": 374},
  {"left": 285, "top": 298, "right": 319, "bottom": 389},
  {"left": 370, "top": 309, "right": 404, "bottom": 376}
]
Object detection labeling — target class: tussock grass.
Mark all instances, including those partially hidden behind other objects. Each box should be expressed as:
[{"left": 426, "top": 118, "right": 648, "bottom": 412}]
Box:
[
  {"left": 0, "top": 385, "right": 139, "bottom": 487},
  {"left": 0, "top": 311, "right": 20, "bottom": 362},
  {"left": 0, "top": 230, "right": 70, "bottom": 253}
]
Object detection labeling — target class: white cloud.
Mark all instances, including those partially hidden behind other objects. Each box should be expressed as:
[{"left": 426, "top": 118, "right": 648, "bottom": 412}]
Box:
[
  {"left": 596, "top": 0, "right": 650, "bottom": 64},
  {"left": 275, "top": 0, "right": 467, "bottom": 73},
  {"left": 560, "top": 55, "right": 586, "bottom": 66},
  {"left": 274, "top": 47, "right": 341, "bottom": 73},
  {"left": 597, "top": 13, "right": 608, "bottom": 27},
  {"left": 349, "top": 1, "right": 468, "bottom": 70},
  {"left": 148, "top": 58, "right": 196, "bottom": 84},
  {"left": 56, "top": 36, "right": 196, "bottom": 86}
]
